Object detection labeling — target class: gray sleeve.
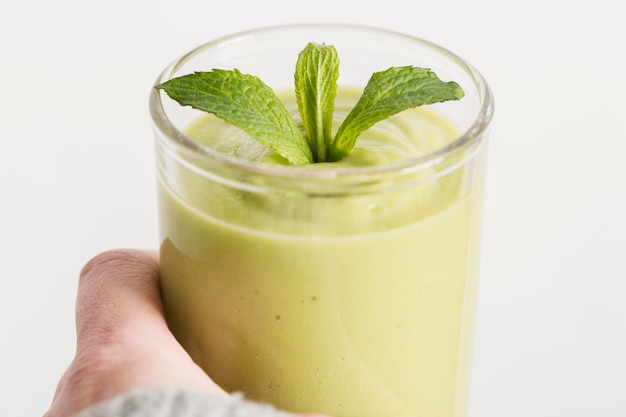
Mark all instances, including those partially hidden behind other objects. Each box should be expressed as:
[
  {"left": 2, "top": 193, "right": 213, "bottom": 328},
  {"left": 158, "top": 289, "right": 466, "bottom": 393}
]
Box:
[{"left": 72, "top": 389, "right": 294, "bottom": 417}]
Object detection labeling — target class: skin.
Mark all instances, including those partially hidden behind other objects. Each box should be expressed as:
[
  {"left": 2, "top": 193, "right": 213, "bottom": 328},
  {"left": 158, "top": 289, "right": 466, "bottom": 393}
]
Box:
[{"left": 44, "top": 249, "right": 327, "bottom": 417}]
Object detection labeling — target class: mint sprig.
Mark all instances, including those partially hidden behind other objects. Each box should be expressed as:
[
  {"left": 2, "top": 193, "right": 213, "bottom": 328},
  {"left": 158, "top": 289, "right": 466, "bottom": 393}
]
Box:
[{"left": 156, "top": 43, "right": 464, "bottom": 165}]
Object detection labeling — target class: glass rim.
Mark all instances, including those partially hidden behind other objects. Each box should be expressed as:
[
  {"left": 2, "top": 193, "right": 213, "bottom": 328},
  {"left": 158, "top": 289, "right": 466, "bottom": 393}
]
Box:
[{"left": 149, "top": 23, "right": 494, "bottom": 180}]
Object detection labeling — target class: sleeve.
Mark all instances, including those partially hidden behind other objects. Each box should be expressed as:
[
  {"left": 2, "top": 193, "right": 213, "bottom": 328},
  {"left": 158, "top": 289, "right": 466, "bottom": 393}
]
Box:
[{"left": 72, "top": 389, "right": 294, "bottom": 417}]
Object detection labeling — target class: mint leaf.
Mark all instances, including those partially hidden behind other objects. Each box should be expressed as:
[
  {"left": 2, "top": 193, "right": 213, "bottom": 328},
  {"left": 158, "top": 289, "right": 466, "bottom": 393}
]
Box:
[
  {"left": 156, "top": 70, "right": 313, "bottom": 165},
  {"left": 329, "top": 66, "right": 465, "bottom": 161},
  {"left": 294, "top": 43, "right": 339, "bottom": 162}
]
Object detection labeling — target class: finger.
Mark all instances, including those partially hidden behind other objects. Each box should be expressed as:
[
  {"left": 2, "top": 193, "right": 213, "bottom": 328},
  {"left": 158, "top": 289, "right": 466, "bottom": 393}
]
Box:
[
  {"left": 75, "top": 249, "right": 164, "bottom": 347},
  {"left": 75, "top": 249, "right": 223, "bottom": 395},
  {"left": 47, "top": 250, "right": 224, "bottom": 417}
]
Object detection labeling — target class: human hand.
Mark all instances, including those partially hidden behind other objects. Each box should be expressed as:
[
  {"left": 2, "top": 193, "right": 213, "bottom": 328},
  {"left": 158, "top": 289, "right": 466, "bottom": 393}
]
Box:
[{"left": 45, "top": 250, "right": 326, "bottom": 417}]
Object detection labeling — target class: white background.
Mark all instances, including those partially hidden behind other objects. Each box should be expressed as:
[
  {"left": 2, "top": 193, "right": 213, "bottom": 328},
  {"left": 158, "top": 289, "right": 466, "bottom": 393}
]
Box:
[{"left": 1, "top": 0, "right": 625, "bottom": 415}]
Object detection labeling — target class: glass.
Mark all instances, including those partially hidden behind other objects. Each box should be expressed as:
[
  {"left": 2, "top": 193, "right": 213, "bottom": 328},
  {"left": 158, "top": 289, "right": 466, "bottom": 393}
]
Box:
[{"left": 150, "top": 23, "right": 493, "bottom": 417}]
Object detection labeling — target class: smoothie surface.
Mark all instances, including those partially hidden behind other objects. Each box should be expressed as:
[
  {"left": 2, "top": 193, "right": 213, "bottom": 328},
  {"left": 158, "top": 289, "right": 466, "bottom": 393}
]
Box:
[{"left": 184, "top": 87, "right": 459, "bottom": 168}]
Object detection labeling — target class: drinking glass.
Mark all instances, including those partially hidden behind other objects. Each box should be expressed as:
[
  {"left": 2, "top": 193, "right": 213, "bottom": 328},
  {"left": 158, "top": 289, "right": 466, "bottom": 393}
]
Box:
[{"left": 150, "top": 23, "right": 493, "bottom": 417}]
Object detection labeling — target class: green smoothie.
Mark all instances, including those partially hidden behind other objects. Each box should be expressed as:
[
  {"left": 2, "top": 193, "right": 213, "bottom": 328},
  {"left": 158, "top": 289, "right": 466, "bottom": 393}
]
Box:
[{"left": 157, "top": 88, "right": 485, "bottom": 417}]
